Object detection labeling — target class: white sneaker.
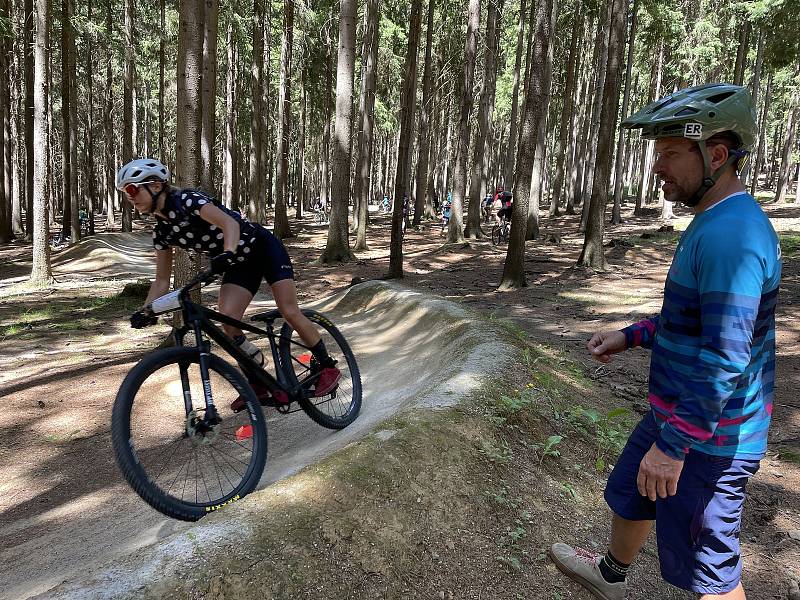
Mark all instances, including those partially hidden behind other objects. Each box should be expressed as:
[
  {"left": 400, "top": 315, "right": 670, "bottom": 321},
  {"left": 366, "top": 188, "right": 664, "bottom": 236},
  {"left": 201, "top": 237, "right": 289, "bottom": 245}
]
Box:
[{"left": 549, "top": 543, "right": 627, "bottom": 600}]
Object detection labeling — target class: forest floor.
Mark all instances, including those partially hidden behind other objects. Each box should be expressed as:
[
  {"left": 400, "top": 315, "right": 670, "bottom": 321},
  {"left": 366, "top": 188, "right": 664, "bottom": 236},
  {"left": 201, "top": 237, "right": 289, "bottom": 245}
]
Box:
[{"left": 1, "top": 197, "right": 799, "bottom": 599}]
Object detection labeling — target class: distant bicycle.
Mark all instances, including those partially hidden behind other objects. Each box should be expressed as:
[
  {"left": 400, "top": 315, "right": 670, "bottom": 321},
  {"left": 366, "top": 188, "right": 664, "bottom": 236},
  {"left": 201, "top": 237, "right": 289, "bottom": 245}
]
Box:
[
  {"left": 314, "top": 207, "right": 328, "bottom": 224},
  {"left": 111, "top": 269, "right": 362, "bottom": 521},
  {"left": 491, "top": 217, "right": 510, "bottom": 246}
]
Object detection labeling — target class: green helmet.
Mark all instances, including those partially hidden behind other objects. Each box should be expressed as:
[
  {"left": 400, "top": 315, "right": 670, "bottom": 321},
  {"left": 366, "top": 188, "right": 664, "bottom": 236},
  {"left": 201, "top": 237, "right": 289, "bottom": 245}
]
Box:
[{"left": 621, "top": 83, "right": 756, "bottom": 150}]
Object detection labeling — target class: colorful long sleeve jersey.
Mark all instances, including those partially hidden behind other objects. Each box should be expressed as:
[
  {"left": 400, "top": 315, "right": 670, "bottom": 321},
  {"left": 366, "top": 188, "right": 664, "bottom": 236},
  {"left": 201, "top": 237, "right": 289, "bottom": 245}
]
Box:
[{"left": 621, "top": 193, "right": 781, "bottom": 460}]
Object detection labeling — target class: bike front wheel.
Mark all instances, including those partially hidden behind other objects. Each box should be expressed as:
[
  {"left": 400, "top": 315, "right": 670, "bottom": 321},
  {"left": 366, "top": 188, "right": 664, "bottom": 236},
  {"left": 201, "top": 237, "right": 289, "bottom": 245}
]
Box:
[
  {"left": 112, "top": 347, "right": 268, "bottom": 521},
  {"left": 278, "top": 310, "right": 362, "bottom": 429}
]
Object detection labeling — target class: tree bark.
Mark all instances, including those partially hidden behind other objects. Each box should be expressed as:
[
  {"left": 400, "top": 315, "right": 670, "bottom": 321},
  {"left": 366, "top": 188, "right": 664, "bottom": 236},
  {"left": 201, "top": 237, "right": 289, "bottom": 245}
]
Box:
[
  {"left": 200, "top": 0, "right": 219, "bottom": 192},
  {"left": 611, "top": 0, "right": 639, "bottom": 224},
  {"left": 526, "top": 0, "right": 556, "bottom": 241},
  {"left": 61, "top": 0, "right": 72, "bottom": 240},
  {"left": 320, "top": 42, "right": 333, "bottom": 209},
  {"left": 446, "top": 0, "right": 480, "bottom": 244},
  {"left": 577, "top": 0, "right": 626, "bottom": 269},
  {"left": 121, "top": 0, "right": 134, "bottom": 231},
  {"left": 24, "top": 0, "right": 34, "bottom": 239},
  {"left": 751, "top": 66, "right": 771, "bottom": 197},
  {"left": 498, "top": 0, "right": 555, "bottom": 290},
  {"left": 0, "top": 0, "right": 10, "bottom": 243},
  {"left": 775, "top": 94, "right": 800, "bottom": 203},
  {"left": 465, "top": 0, "right": 501, "bottom": 239},
  {"left": 733, "top": 19, "right": 750, "bottom": 87},
  {"left": 579, "top": 0, "right": 610, "bottom": 232},
  {"left": 223, "top": 17, "right": 238, "bottom": 207},
  {"left": 319, "top": 0, "right": 357, "bottom": 263},
  {"left": 411, "top": 0, "right": 434, "bottom": 228},
  {"left": 387, "top": 0, "right": 423, "bottom": 277},
  {"left": 104, "top": 0, "right": 115, "bottom": 229},
  {"left": 548, "top": 3, "right": 581, "bottom": 218},
  {"left": 30, "top": 0, "right": 52, "bottom": 285},
  {"left": 274, "top": 0, "right": 294, "bottom": 238},
  {"left": 502, "top": 0, "right": 526, "bottom": 189},
  {"left": 353, "top": 0, "right": 380, "bottom": 251},
  {"left": 247, "top": 0, "right": 264, "bottom": 221}
]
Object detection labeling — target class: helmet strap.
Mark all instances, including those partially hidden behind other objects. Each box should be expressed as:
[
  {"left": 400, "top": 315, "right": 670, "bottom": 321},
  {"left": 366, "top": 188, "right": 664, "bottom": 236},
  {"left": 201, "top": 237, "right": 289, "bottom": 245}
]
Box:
[
  {"left": 685, "top": 142, "right": 744, "bottom": 207},
  {"left": 142, "top": 183, "right": 164, "bottom": 213}
]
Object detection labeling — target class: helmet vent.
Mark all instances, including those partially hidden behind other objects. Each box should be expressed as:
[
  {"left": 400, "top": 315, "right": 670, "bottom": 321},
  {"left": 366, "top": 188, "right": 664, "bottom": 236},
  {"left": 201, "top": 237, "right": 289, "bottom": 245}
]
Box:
[
  {"left": 674, "top": 107, "right": 699, "bottom": 117},
  {"left": 647, "top": 99, "right": 673, "bottom": 114},
  {"left": 707, "top": 91, "right": 735, "bottom": 104}
]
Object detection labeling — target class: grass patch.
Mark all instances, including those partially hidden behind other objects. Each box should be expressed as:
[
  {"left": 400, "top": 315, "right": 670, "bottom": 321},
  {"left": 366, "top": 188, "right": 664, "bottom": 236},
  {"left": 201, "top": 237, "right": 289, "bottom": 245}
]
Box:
[
  {"left": 777, "top": 446, "right": 800, "bottom": 464},
  {"left": 780, "top": 233, "right": 800, "bottom": 258}
]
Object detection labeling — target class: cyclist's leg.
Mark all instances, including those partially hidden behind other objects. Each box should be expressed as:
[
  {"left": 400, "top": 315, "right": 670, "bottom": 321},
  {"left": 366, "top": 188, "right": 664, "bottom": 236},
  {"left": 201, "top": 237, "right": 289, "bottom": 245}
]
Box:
[
  {"left": 271, "top": 279, "right": 341, "bottom": 395},
  {"left": 217, "top": 283, "right": 254, "bottom": 338}
]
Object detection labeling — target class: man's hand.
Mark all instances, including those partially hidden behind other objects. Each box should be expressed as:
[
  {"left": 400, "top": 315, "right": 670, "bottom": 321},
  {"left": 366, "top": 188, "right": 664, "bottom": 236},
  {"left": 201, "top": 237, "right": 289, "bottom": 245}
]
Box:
[
  {"left": 637, "top": 443, "right": 684, "bottom": 501},
  {"left": 587, "top": 330, "right": 627, "bottom": 363}
]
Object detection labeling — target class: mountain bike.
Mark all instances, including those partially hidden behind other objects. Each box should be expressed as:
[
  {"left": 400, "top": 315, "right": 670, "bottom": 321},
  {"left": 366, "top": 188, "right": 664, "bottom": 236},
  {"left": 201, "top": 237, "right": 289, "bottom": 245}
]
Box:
[
  {"left": 491, "top": 217, "right": 510, "bottom": 246},
  {"left": 111, "top": 269, "right": 362, "bottom": 521},
  {"left": 313, "top": 207, "right": 328, "bottom": 224}
]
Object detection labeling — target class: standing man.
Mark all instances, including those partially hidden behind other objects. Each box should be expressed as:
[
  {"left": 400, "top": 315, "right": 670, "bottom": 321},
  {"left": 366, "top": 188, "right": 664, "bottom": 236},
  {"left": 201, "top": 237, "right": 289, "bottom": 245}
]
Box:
[{"left": 550, "top": 84, "right": 781, "bottom": 600}]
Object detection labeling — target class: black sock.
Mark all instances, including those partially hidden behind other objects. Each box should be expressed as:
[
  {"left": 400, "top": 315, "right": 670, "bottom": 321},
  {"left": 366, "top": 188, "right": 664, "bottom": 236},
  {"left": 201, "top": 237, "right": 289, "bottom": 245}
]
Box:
[
  {"left": 598, "top": 551, "right": 629, "bottom": 584},
  {"left": 310, "top": 340, "right": 335, "bottom": 368}
]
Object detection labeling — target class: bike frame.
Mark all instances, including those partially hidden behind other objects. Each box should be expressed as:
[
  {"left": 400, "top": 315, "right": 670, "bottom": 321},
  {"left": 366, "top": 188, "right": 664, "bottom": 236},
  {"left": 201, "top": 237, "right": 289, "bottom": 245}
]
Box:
[{"left": 167, "top": 275, "right": 312, "bottom": 422}]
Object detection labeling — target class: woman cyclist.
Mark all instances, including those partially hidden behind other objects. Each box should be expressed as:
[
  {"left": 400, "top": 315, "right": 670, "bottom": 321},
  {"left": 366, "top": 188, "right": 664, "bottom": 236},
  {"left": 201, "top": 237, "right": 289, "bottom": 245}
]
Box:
[{"left": 116, "top": 158, "right": 341, "bottom": 410}]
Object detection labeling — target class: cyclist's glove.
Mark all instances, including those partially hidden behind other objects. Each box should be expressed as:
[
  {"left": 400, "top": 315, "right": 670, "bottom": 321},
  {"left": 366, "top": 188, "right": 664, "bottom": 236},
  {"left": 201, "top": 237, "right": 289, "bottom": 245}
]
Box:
[
  {"left": 210, "top": 250, "right": 237, "bottom": 275},
  {"left": 130, "top": 309, "right": 158, "bottom": 329}
]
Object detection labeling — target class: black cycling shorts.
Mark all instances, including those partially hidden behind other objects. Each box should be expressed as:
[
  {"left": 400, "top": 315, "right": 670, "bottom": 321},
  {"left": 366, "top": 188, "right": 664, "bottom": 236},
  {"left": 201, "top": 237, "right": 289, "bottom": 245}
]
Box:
[
  {"left": 221, "top": 230, "right": 295, "bottom": 295},
  {"left": 498, "top": 206, "right": 512, "bottom": 221}
]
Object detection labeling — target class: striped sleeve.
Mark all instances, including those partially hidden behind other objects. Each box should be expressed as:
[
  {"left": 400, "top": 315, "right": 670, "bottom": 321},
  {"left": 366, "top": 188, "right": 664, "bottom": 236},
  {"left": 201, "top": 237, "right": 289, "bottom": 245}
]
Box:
[
  {"left": 655, "top": 229, "right": 763, "bottom": 460},
  {"left": 621, "top": 316, "right": 659, "bottom": 350}
]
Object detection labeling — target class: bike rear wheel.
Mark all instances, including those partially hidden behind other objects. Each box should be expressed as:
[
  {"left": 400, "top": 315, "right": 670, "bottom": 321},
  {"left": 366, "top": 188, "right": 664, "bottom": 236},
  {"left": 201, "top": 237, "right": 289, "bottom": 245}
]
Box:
[
  {"left": 278, "top": 310, "right": 362, "bottom": 429},
  {"left": 112, "top": 347, "right": 267, "bottom": 521},
  {"left": 491, "top": 224, "right": 501, "bottom": 246}
]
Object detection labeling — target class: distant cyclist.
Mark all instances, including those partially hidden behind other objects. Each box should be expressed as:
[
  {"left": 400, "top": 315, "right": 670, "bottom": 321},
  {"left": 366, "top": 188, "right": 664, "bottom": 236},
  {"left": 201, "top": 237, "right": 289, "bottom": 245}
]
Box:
[
  {"left": 116, "top": 158, "right": 341, "bottom": 409},
  {"left": 495, "top": 188, "right": 512, "bottom": 224}
]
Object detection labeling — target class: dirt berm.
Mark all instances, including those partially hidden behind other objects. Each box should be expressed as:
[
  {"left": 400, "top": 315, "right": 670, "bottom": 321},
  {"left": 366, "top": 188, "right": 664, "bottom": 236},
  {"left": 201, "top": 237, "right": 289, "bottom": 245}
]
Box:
[{"left": 13, "top": 280, "right": 514, "bottom": 600}]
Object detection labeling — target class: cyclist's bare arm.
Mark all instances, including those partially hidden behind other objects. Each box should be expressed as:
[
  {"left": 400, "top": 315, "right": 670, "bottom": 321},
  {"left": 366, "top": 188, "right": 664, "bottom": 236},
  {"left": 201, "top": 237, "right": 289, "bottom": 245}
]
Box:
[
  {"left": 587, "top": 330, "right": 627, "bottom": 363},
  {"left": 144, "top": 248, "right": 175, "bottom": 305}
]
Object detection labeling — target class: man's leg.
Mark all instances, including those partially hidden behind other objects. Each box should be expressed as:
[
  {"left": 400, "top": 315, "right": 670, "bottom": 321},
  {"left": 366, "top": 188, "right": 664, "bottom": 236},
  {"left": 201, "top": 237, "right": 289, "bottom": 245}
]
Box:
[{"left": 608, "top": 513, "right": 653, "bottom": 565}]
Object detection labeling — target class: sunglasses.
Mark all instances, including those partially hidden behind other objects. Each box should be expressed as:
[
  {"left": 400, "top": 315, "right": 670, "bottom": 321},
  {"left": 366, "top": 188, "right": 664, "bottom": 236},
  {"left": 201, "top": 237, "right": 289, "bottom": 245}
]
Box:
[{"left": 123, "top": 183, "right": 141, "bottom": 197}]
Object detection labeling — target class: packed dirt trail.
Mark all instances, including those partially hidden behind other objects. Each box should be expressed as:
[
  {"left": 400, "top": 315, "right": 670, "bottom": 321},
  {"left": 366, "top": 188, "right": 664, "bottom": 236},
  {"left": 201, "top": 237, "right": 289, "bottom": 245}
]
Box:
[{"left": 0, "top": 232, "right": 510, "bottom": 599}]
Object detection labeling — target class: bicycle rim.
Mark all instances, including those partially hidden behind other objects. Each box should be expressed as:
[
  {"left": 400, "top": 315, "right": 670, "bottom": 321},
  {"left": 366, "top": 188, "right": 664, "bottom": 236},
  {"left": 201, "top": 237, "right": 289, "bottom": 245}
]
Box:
[
  {"left": 112, "top": 348, "right": 267, "bottom": 520},
  {"left": 278, "top": 311, "right": 362, "bottom": 430}
]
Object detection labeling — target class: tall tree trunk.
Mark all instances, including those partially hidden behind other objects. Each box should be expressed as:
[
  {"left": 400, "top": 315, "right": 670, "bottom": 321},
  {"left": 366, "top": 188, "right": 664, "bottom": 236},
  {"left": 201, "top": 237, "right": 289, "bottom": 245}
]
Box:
[
  {"left": 465, "top": 0, "right": 501, "bottom": 239},
  {"left": 200, "top": 0, "right": 218, "bottom": 192},
  {"left": 159, "top": 0, "right": 165, "bottom": 161},
  {"left": 733, "top": 19, "right": 750, "bottom": 86},
  {"left": 24, "top": 0, "right": 34, "bottom": 239},
  {"left": 611, "top": 0, "right": 639, "bottom": 224},
  {"left": 502, "top": 0, "right": 526, "bottom": 189},
  {"left": 121, "top": 0, "right": 134, "bottom": 231},
  {"left": 499, "top": 0, "right": 555, "bottom": 290},
  {"left": 174, "top": 0, "right": 205, "bottom": 291},
  {"left": 104, "top": 0, "right": 115, "bottom": 229},
  {"left": 30, "top": 0, "right": 52, "bottom": 284},
  {"left": 353, "top": 0, "right": 380, "bottom": 251},
  {"left": 247, "top": 0, "right": 264, "bottom": 220},
  {"left": 319, "top": 0, "right": 357, "bottom": 263},
  {"left": 634, "top": 41, "right": 662, "bottom": 215},
  {"left": 524, "top": 0, "right": 555, "bottom": 241},
  {"left": 320, "top": 42, "right": 332, "bottom": 208},
  {"left": 446, "top": 0, "right": 480, "bottom": 244},
  {"left": 274, "top": 0, "right": 293, "bottom": 238},
  {"left": 387, "top": 0, "right": 422, "bottom": 277},
  {"left": 86, "top": 0, "right": 95, "bottom": 235},
  {"left": 0, "top": 0, "right": 10, "bottom": 243},
  {"left": 548, "top": 3, "right": 581, "bottom": 217},
  {"left": 579, "top": 0, "right": 610, "bottom": 232},
  {"left": 751, "top": 70, "right": 772, "bottom": 196},
  {"left": 223, "top": 18, "right": 237, "bottom": 207},
  {"left": 411, "top": 0, "right": 433, "bottom": 227},
  {"left": 577, "top": 0, "right": 626, "bottom": 269},
  {"left": 61, "top": 0, "right": 72, "bottom": 240},
  {"left": 775, "top": 94, "right": 800, "bottom": 203}
]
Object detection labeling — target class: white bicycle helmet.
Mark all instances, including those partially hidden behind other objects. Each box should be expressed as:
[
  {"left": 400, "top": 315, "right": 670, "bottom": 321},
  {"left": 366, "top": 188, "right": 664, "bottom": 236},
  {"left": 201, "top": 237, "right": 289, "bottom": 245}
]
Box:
[{"left": 115, "top": 158, "right": 170, "bottom": 191}]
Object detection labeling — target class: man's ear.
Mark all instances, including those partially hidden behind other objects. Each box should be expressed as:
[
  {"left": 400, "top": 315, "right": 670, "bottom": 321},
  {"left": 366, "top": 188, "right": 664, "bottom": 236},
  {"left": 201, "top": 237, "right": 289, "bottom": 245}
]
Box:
[{"left": 708, "top": 142, "right": 730, "bottom": 171}]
